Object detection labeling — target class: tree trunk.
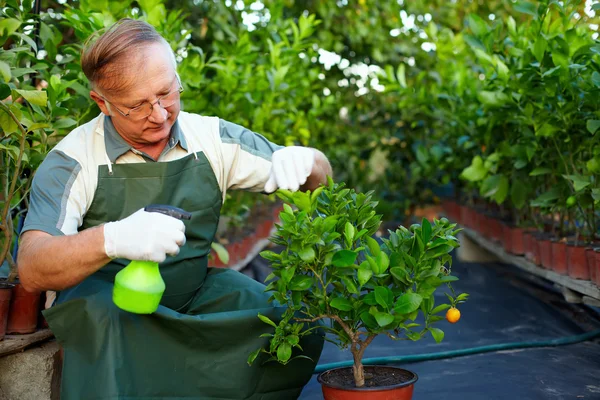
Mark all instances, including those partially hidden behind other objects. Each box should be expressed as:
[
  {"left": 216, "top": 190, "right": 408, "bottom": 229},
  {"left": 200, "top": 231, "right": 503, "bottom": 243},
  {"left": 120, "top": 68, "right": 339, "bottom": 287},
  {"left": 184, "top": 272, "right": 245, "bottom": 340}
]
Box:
[{"left": 352, "top": 353, "right": 365, "bottom": 387}]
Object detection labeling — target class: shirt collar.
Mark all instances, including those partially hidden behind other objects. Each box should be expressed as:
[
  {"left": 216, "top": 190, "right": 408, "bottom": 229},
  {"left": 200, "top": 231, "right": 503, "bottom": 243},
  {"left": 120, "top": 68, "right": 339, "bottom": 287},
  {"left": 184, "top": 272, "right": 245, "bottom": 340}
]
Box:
[{"left": 103, "top": 116, "right": 188, "bottom": 163}]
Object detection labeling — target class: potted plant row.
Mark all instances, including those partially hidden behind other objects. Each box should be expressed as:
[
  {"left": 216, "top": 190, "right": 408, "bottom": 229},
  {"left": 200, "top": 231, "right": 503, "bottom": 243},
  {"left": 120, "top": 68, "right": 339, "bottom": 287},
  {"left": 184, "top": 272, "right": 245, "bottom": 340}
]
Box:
[
  {"left": 441, "top": 197, "right": 600, "bottom": 288},
  {"left": 248, "top": 179, "right": 467, "bottom": 399}
]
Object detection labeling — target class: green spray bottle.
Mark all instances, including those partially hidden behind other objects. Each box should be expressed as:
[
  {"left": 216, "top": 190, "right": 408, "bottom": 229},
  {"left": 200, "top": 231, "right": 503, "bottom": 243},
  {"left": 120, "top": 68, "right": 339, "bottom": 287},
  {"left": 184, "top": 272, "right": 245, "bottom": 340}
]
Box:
[{"left": 112, "top": 204, "right": 192, "bottom": 314}]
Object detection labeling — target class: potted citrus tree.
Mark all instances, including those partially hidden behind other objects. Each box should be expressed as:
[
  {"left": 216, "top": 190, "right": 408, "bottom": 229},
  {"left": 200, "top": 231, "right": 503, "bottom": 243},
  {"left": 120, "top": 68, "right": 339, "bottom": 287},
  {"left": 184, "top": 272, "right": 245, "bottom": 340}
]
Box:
[{"left": 248, "top": 178, "right": 467, "bottom": 399}]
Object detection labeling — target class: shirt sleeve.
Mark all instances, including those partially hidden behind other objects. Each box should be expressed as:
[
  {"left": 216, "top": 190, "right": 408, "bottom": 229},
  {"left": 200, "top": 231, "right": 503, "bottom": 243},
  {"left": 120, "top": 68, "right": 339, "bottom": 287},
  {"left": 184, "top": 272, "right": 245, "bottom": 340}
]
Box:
[
  {"left": 22, "top": 149, "right": 87, "bottom": 236},
  {"left": 218, "top": 119, "right": 284, "bottom": 192}
]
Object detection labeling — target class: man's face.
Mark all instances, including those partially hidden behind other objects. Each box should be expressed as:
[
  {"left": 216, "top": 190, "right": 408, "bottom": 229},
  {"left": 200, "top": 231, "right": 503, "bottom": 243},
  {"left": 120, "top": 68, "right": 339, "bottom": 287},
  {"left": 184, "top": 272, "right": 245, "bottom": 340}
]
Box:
[{"left": 91, "top": 42, "right": 181, "bottom": 148}]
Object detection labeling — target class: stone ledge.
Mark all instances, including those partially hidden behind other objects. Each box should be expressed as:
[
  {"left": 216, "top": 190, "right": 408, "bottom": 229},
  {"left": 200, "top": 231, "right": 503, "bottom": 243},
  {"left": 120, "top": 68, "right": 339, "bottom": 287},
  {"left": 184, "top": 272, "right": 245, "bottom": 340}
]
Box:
[{"left": 0, "top": 340, "right": 61, "bottom": 400}]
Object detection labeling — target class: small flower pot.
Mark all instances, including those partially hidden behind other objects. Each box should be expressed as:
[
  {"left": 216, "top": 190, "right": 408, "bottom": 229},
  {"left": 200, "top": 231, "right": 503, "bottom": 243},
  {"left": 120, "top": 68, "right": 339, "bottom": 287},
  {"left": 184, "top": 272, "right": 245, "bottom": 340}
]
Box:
[
  {"left": 566, "top": 242, "right": 589, "bottom": 280},
  {"left": 510, "top": 227, "right": 528, "bottom": 256},
  {"left": 318, "top": 366, "right": 418, "bottom": 400},
  {"left": 491, "top": 218, "right": 504, "bottom": 244},
  {"left": 6, "top": 282, "right": 41, "bottom": 334},
  {"left": 502, "top": 223, "right": 512, "bottom": 253},
  {"left": 0, "top": 282, "right": 14, "bottom": 341},
  {"left": 538, "top": 235, "right": 553, "bottom": 269},
  {"left": 524, "top": 232, "right": 541, "bottom": 264},
  {"left": 551, "top": 240, "right": 568, "bottom": 275},
  {"left": 595, "top": 250, "right": 600, "bottom": 287},
  {"left": 586, "top": 247, "right": 597, "bottom": 283}
]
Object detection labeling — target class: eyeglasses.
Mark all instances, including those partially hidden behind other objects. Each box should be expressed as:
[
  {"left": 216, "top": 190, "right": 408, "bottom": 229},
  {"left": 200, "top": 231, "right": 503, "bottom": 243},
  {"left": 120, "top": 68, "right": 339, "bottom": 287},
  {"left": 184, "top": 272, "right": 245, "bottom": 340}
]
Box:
[{"left": 99, "top": 78, "right": 184, "bottom": 121}]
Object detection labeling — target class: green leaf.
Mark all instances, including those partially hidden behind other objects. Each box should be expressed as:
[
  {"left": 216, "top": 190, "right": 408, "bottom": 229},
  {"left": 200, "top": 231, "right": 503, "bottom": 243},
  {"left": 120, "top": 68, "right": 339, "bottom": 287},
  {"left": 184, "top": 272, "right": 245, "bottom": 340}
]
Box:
[
  {"left": 211, "top": 242, "right": 229, "bottom": 264},
  {"left": 298, "top": 247, "right": 315, "bottom": 263},
  {"left": 563, "top": 175, "right": 591, "bottom": 192},
  {"left": 277, "top": 342, "right": 292, "bottom": 363},
  {"left": 257, "top": 313, "right": 277, "bottom": 328},
  {"left": 375, "top": 286, "right": 392, "bottom": 309},
  {"left": 532, "top": 37, "right": 547, "bottom": 62},
  {"left": 591, "top": 188, "right": 600, "bottom": 201},
  {"left": 331, "top": 250, "right": 357, "bottom": 267},
  {"left": 373, "top": 311, "right": 394, "bottom": 327},
  {"left": 0, "top": 83, "right": 10, "bottom": 100},
  {"left": 330, "top": 297, "right": 353, "bottom": 311},
  {"left": 394, "top": 293, "right": 423, "bottom": 314},
  {"left": 0, "top": 61, "right": 10, "bottom": 82},
  {"left": 293, "top": 191, "right": 311, "bottom": 212},
  {"left": 0, "top": 107, "right": 18, "bottom": 135},
  {"left": 478, "top": 91, "right": 509, "bottom": 107},
  {"left": 431, "top": 304, "right": 451, "bottom": 314},
  {"left": 481, "top": 174, "right": 509, "bottom": 204},
  {"left": 0, "top": 18, "right": 21, "bottom": 37},
  {"left": 52, "top": 118, "right": 78, "bottom": 129},
  {"left": 15, "top": 89, "right": 47, "bottom": 107},
  {"left": 529, "top": 167, "right": 552, "bottom": 176},
  {"left": 535, "top": 123, "right": 558, "bottom": 137},
  {"left": 430, "top": 327, "right": 445, "bottom": 343},
  {"left": 461, "top": 156, "right": 488, "bottom": 182},
  {"left": 358, "top": 265, "right": 373, "bottom": 286},
  {"left": 247, "top": 348, "right": 261, "bottom": 366},
  {"left": 289, "top": 275, "right": 313, "bottom": 291},
  {"left": 468, "top": 14, "right": 489, "bottom": 36},
  {"left": 514, "top": 1, "right": 538, "bottom": 17},
  {"left": 421, "top": 218, "right": 432, "bottom": 244},
  {"left": 587, "top": 120, "right": 600, "bottom": 135},
  {"left": 511, "top": 180, "right": 528, "bottom": 209},
  {"left": 390, "top": 267, "right": 407, "bottom": 282},
  {"left": 376, "top": 252, "right": 390, "bottom": 274},
  {"left": 592, "top": 72, "right": 600, "bottom": 88},
  {"left": 424, "top": 245, "right": 454, "bottom": 260},
  {"left": 286, "top": 334, "right": 300, "bottom": 346},
  {"left": 344, "top": 222, "right": 355, "bottom": 247},
  {"left": 360, "top": 311, "right": 378, "bottom": 329},
  {"left": 396, "top": 63, "right": 407, "bottom": 88},
  {"left": 365, "top": 236, "right": 381, "bottom": 257},
  {"left": 280, "top": 267, "right": 296, "bottom": 284},
  {"left": 341, "top": 276, "right": 359, "bottom": 294}
]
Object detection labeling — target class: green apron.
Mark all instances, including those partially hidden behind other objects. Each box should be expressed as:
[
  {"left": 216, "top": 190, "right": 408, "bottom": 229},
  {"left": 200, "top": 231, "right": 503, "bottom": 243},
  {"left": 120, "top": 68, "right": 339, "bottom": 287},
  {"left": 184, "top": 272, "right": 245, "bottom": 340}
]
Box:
[{"left": 42, "top": 145, "right": 323, "bottom": 399}]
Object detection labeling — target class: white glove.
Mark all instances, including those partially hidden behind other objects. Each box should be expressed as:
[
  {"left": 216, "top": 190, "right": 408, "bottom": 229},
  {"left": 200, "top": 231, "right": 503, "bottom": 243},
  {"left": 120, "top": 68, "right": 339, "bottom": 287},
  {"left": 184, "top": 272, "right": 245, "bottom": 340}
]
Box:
[
  {"left": 264, "top": 146, "right": 315, "bottom": 193},
  {"left": 103, "top": 209, "right": 186, "bottom": 263}
]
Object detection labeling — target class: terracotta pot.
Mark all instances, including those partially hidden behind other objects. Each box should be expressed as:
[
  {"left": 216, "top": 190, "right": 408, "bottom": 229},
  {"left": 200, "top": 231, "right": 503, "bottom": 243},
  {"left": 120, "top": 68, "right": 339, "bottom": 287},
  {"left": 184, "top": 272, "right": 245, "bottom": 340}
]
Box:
[
  {"left": 530, "top": 234, "right": 542, "bottom": 266},
  {"left": 586, "top": 247, "right": 597, "bottom": 283},
  {"left": 0, "top": 283, "right": 14, "bottom": 341},
  {"left": 459, "top": 205, "right": 469, "bottom": 226},
  {"left": 510, "top": 227, "right": 528, "bottom": 256},
  {"left": 318, "top": 366, "right": 418, "bottom": 400},
  {"left": 567, "top": 243, "right": 589, "bottom": 280},
  {"left": 595, "top": 250, "right": 600, "bottom": 287},
  {"left": 502, "top": 223, "right": 512, "bottom": 253},
  {"left": 551, "top": 241, "right": 568, "bottom": 275},
  {"left": 538, "top": 237, "right": 553, "bottom": 269},
  {"left": 491, "top": 218, "right": 504, "bottom": 244},
  {"left": 6, "top": 282, "right": 41, "bottom": 334}
]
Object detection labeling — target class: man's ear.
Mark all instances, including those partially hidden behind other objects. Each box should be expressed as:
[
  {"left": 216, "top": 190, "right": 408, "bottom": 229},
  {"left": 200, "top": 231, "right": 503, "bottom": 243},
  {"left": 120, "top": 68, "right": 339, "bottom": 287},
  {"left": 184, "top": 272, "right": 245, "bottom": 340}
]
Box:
[{"left": 90, "top": 91, "right": 111, "bottom": 116}]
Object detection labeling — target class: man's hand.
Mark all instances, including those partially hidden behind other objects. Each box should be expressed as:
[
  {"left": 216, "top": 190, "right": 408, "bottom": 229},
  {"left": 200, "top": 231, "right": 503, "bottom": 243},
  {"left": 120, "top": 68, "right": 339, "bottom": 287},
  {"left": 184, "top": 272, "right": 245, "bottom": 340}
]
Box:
[
  {"left": 264, "top": 146, "right": 315, "bottom": 193},
  {"left": 103, "top": 209, "right": 186, "bottom": 262}
]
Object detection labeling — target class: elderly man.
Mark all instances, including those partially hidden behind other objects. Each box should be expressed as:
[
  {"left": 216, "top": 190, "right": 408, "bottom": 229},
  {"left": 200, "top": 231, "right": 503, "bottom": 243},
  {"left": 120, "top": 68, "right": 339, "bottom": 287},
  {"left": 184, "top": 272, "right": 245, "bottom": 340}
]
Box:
[{"left": 17, "top": 18, "right": 329, "bottom": 399}]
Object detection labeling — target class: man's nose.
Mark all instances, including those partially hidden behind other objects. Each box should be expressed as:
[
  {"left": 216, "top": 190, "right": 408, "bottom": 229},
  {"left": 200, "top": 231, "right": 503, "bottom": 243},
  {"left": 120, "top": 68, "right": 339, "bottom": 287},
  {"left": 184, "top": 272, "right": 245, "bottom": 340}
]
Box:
[{"left": 148, "top": 103, "right": 168, "bottom": 123}]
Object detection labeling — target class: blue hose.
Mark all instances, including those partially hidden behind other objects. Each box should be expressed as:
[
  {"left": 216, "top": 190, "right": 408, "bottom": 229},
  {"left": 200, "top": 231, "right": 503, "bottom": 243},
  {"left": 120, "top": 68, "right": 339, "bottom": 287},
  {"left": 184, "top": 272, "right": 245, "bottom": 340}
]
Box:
[{"left": 313, "top": 328, "right": 600, "bottom": 374}]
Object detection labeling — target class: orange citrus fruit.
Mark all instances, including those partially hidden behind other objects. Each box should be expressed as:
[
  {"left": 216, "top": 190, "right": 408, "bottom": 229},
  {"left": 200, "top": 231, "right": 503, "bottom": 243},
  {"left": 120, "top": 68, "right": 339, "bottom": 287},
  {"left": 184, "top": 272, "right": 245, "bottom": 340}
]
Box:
[{"left": 446, "top": 307, "right": 461, "bottom": 324}]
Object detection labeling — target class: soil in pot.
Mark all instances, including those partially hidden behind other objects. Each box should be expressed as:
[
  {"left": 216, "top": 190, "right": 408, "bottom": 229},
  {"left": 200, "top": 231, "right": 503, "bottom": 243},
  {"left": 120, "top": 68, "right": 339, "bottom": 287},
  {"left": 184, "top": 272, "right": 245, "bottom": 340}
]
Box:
[
  {"left": 6, "top": 282, "right": 41, "bottom": 334},
  {"left": 0, "top": 283, "right": 14, "bottom": 341},
  {"left": 318, "top": 366, "right": 418, "bottom": 400}
]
